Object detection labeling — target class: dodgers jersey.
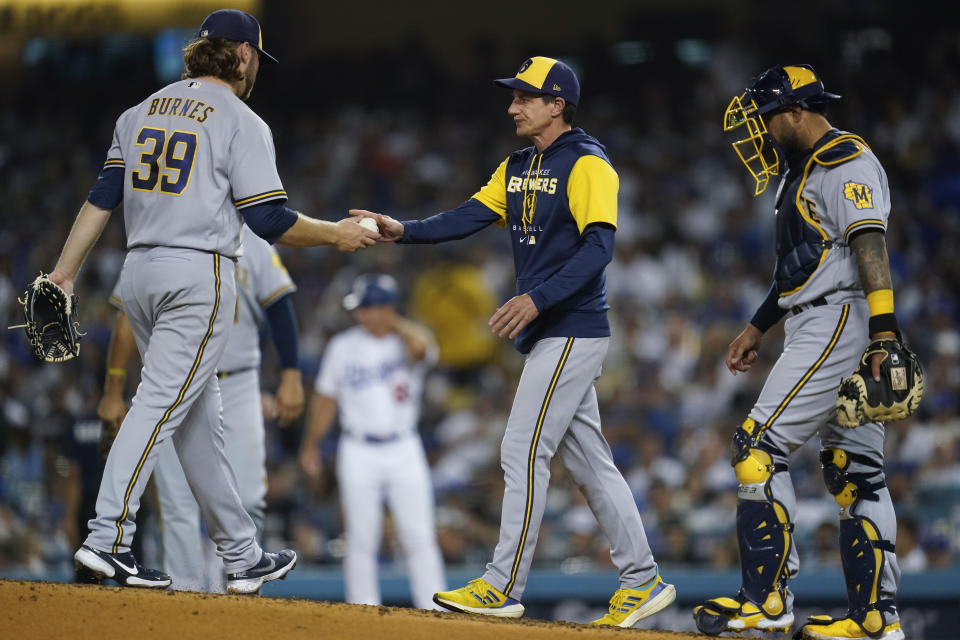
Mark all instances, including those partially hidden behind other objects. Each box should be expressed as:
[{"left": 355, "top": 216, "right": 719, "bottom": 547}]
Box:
[
  {"left": 315, "top": 327, "right": 436, "bottom": 438},
  {"left": 102, "top": 79, "right": 287, "bottom": 258},
  {"left": 773, "top": 130, "right": 890, "bottom": 307},
  {"left": 471, "top": 128, "right": 618, "bottom": 351},
  {"left": 110, "top": 226, "right": 294, "bottom": 371}
]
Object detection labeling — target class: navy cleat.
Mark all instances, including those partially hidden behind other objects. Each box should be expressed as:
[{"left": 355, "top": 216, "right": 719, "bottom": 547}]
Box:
[
  {"left": 74, "top": 545, "right": 172, "bottom": 588},
  {"left": 226, "top": 549, "right": 297, "bottom": 594}
]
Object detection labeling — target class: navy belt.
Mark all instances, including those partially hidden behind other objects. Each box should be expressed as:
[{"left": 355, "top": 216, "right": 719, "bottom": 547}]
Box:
[
  {"left": 790, "top": 296, "right": 828, "bottom": 316},
  {"left": 217, "top": 366, "right": 255, "bottom": 379},
  {"left": 347, "top": 431, "right": 406, "bottom": 444}
]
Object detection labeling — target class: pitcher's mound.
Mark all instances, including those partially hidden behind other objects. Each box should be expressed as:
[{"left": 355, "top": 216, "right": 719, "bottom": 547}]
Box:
[{"left": 1, "top": 579, "right": 702, "bottom": 639}]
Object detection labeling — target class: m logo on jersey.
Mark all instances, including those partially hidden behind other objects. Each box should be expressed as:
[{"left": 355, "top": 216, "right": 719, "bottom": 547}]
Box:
[{"left": 843, "top": 182, "right": 873, "bottom": 209}]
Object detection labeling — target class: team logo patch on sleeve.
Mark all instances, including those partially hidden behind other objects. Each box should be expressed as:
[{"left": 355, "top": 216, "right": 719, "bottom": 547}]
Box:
[{"left": 843, "top": 182, "right": 873, "bottom": 209}]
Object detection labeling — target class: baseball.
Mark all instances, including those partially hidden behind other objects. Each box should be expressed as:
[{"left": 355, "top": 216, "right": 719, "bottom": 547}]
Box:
[{"left": 357, "top": 217, "right": 379, "bottom": 233}]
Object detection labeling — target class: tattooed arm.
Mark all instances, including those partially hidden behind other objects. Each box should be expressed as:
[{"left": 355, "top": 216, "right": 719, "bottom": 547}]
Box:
[
  {"left": 850, "top": 231, "right": 892, "bottom": 295},
  {"left": 850, "top": 230, "right": 898, "bottom": 378}
]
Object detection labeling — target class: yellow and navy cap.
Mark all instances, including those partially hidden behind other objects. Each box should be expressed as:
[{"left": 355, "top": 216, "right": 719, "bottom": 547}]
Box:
[
  {"left": 495, "top": 56, "right": 580, "bottom": 106},
  {"left": 198, "top": 9, "right": 278, "bottom": 64}
]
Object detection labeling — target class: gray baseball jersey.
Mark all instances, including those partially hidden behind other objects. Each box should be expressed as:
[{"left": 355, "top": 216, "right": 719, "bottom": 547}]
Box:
[
  {"left": 744, "top": 131, "right": 900, "bottom": 615},
  {"left": 83, "top": 76, "right": 290, "bottom": 573},
  {"left": 776, "top": 136, "right": 889, "bottom": 307},
  {"left": 106, "top": 79, "right": 286, "bottom": 258},
  {"left": 218, "top": 226, "right": 295, "bottom": 373}
]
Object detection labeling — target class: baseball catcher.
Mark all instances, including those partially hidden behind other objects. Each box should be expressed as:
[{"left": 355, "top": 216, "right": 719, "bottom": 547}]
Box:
[
  {"left": 836, "top": 338, "right": 923, "bottom": 427},
  {"left": 696, "top": 63, "right": 914, "bottom": 640},
  {"left": 9, "top": 273, "right": 82, "bottom": 362}
]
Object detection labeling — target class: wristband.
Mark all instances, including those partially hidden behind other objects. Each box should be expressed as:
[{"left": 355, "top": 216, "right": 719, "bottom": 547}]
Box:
[
  {"left": 107, "top": 368, "right": 127, "bottom": 377},
  {"left": 866, "top": 289, "right": 894, "bottom": 316},
  {"left": 866, "top": 289, "right": 897, "bottom": 337},
  {"left": 868, "top": 313, "right": 899, "bottom": 337}
]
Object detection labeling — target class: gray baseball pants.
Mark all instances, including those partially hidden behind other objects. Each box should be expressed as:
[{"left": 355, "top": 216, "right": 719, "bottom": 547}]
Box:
[
  {"left": 749, "top": 298, "right": 900, "bottom": 609},
  {"left": 482, "top": 336, "right": 658, "bottom": 599},
  {"left": 83, "top": 247, "right": 261, "bottom": 573}
]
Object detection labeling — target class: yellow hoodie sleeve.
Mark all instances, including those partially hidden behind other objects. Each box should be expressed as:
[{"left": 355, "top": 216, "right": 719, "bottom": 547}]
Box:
[
  {"left": 567, "top": 155, "right": 618, "bottom": 233},
  {"left": 470, "top": 158, "right": 509, "bottom": 228}
]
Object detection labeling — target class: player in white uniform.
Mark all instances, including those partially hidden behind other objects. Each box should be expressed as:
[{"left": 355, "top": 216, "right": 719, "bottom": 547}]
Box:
[
  {"left": 298, "top": 275, "right": 446, "bottom": 609},
  {"left": 98, "top": 226, "right": 303, "bottom": 591},
  {"left": 50, "top": 9, "right": 376, "bottom": 591}
]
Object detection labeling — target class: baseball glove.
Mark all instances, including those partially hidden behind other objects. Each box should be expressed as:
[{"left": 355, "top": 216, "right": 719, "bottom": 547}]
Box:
[
  {"left": 836, "top": 338, "right": 923, "bottom": 427},
  {"left": 8, "top": 274, "right": 82, "bottom": 363}
]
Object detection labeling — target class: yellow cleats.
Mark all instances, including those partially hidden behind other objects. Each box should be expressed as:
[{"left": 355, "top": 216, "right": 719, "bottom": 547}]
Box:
[
  {"left": 800, "top": 616, "right": 904, "bottom": 640},
  {"left": 693, "top": 596, "right": 794, "bottom": 635},
  {"left": 432, "top": 578, "right": 525, "bottom": 618},
  {"left": 590, "top": 573, "right": 676, "bottom": 627}
]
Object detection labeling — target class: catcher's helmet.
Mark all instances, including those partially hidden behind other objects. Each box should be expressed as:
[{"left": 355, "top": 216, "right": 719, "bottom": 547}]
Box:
[
  {"left": 723, "top": 64, "right": 841, "bottom": 195},
  {"left": 343, "top": 274, "right": 398, "bottom": 311}
]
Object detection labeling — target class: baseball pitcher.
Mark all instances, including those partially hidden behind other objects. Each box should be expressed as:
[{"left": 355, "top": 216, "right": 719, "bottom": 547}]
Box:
[{"left": 48, "top": 9, "right": 375, "bottom": 592}]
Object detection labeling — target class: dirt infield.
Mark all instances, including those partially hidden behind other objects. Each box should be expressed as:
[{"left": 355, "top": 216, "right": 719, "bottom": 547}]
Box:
[{"left": 1, "top": 579, "right": 702, "bottom": 639}]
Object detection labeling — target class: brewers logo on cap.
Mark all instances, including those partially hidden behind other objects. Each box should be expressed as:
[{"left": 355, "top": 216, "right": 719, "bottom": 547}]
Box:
[{"left": 494, "top": 56, "right": 581, "bottom": 105}]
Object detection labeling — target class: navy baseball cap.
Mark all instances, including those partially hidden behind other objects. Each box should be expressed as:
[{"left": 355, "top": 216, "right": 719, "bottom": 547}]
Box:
[
  {"left": 198, "top": 9, "right": 278, "bottom": 64},
  {"left": 495, "top": 56, "right": 580, "bottom": 106},
  {"left": 343, "top": 274, "right": 398, "bottom": 311}
]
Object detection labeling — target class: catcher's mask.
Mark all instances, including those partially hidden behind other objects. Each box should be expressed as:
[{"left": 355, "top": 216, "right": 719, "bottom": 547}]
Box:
[{"left": 723, "top": 64, "right": 841, "bottom": 195}]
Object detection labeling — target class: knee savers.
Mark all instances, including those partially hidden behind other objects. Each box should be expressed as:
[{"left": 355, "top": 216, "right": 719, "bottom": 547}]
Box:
[
  {"left": 735, "top": 448, "right": 774, "bottom": 485},
  {"left": 732, "top": 418, "right": 775, "bottom": 485},
  {"left": 820, "top": 448, "right": 885, "bottom": 508}
]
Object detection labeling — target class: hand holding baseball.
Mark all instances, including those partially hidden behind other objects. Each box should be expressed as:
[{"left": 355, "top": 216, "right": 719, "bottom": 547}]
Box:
[
  {"left": 356, "top": 217, "right": 379, "bottom": 233},
  {"left": 349, "top": 209, "right": 404, "bottom": 242},
  {"left": 726, "top": 325, "right": 764, "bottom": 376},
  {"left": 333, "top": 217, "right": 378, "bottom": 252}
]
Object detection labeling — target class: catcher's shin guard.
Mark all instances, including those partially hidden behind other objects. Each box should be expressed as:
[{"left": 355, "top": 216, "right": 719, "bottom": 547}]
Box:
[
  {"left": 695, "top": 444, "right": 794, "bottom": 635},
  {"left": 803, "top": 450, "right": 897, "bottom": 639}
]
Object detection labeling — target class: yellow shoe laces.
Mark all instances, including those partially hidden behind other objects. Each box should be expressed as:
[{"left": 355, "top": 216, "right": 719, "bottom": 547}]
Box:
[{"left": 608, "top": 589, "right": 629, "bottom": 613}]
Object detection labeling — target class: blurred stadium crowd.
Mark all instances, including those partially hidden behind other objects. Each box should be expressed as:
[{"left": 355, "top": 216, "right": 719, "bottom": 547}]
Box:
[{"left": 0, "top": 32, "right": 958, "bottom": 585}]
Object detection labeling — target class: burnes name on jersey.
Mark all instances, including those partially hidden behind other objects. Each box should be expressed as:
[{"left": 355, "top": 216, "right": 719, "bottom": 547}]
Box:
[{"left": 145, "top": 82, "right": 215, "bottom": 123}]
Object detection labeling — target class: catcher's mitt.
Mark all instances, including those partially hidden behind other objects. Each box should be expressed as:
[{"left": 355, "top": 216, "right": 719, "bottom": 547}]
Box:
[
  {"left": 836, "top": 338, "right": 923, "bottom": 427},
  {"left": 8, "top": 274, "right": 82, "bottom": 363}
]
